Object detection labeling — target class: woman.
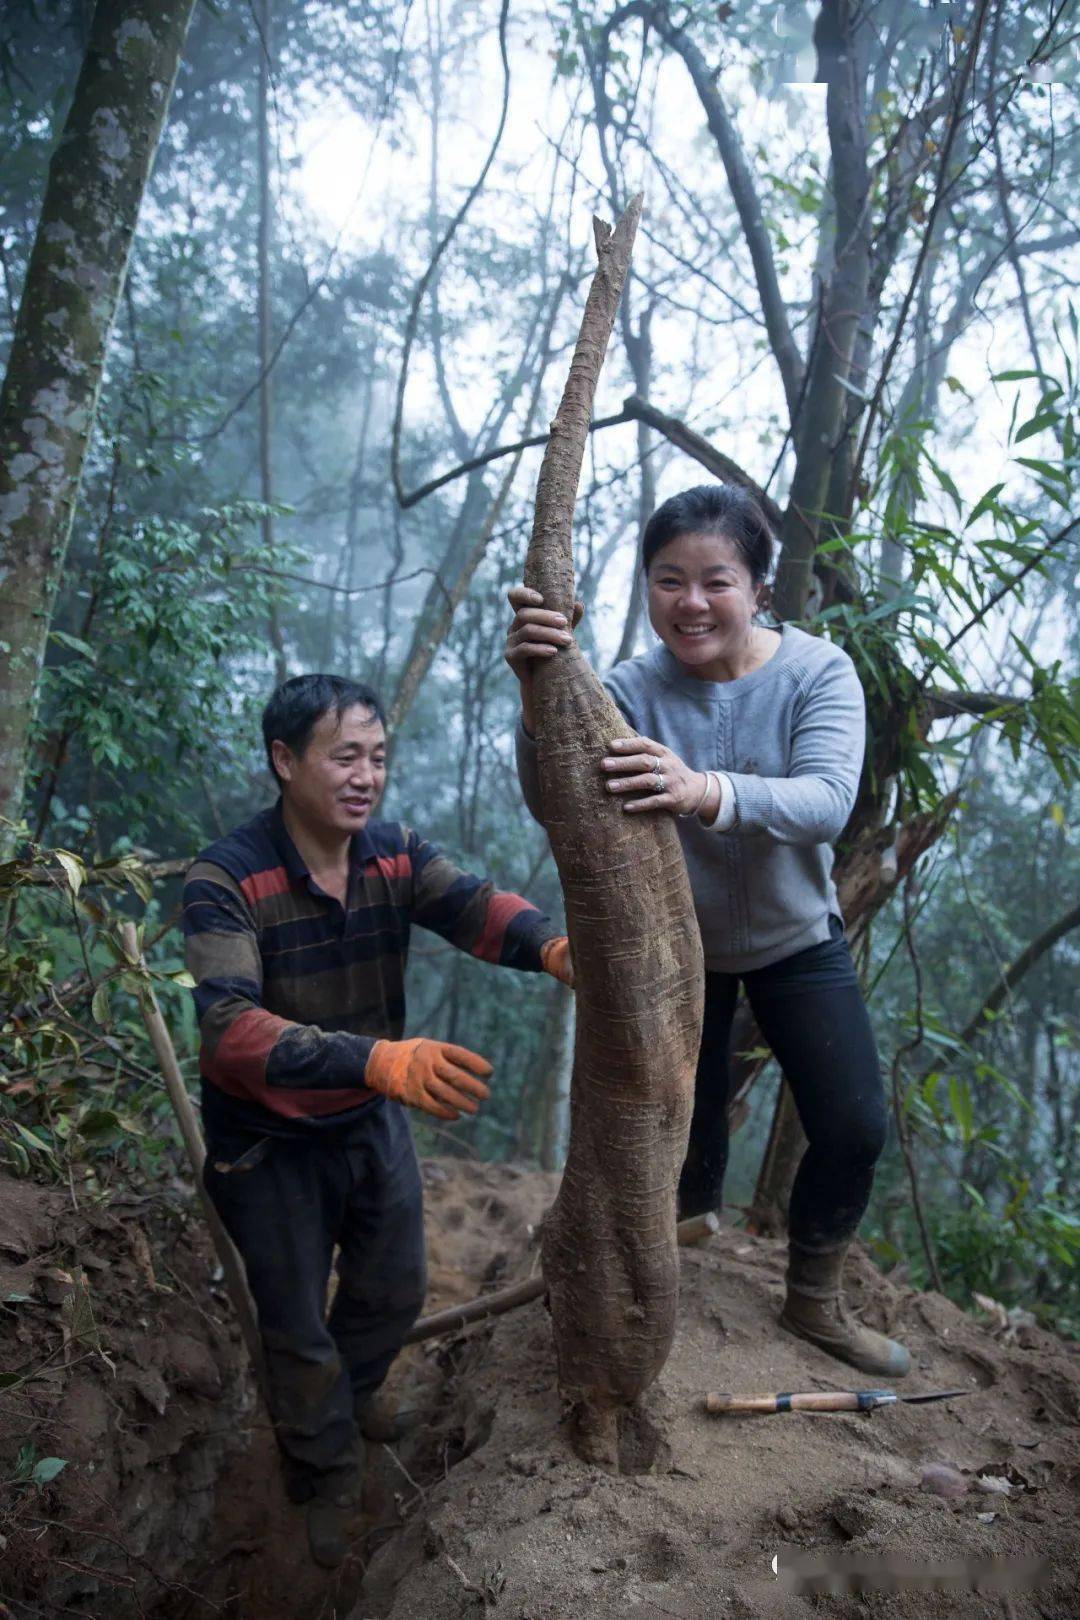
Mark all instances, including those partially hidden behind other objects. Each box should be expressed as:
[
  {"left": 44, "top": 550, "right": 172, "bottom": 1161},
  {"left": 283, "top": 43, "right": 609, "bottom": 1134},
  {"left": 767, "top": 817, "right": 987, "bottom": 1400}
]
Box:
[{"left": 505, "top": 484, "right": 908, "bottom": 1378}]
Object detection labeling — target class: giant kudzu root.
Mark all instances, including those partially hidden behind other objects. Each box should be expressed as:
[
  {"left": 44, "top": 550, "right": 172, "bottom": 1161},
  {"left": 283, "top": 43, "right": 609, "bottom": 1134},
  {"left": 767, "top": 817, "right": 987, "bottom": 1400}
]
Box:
[{"left": 525, "top": 198, "right": 705, "bottom": 1469}]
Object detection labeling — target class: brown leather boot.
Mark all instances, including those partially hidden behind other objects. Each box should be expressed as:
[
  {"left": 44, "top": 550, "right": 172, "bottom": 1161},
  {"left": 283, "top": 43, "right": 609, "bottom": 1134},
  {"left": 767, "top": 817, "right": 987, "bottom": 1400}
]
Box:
[{"left": 779, "top": 1244, "right": 910, "bottom": 1379}]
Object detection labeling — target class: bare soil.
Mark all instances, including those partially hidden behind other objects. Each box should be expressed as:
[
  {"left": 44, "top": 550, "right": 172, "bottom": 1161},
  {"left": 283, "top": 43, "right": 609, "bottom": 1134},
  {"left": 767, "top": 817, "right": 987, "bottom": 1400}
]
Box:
[
  {"left": 0, "top": 1168, "right": 250, "bottom": 1616},
  {"left": 2, "top": 1159, "right": 1078, "bottom": 1620}
]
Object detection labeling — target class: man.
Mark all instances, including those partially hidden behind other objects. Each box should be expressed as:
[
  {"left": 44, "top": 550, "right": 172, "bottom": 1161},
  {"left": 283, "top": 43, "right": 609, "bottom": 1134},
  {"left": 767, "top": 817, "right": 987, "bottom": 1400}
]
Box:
[{"left": 183, "top": 674, "right": 572, "bottom": 1567}]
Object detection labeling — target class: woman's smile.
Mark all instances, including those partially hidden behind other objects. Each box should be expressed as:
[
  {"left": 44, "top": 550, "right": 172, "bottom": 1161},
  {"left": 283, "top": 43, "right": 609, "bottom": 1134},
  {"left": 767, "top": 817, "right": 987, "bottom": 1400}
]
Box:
[{"left": 647, "top": 530, "right": 765, "bottom": 678}]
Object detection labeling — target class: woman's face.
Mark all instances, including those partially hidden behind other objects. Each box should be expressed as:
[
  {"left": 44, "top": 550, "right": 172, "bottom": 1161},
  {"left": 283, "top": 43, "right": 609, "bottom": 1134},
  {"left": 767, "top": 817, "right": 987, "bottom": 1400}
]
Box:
[{"left": 646, "top": 530, "right": 760, "bottom": 669}]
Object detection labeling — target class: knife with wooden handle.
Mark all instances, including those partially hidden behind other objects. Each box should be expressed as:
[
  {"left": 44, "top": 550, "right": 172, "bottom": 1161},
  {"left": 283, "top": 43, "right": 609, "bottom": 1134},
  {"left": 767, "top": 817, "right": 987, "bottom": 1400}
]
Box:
[{"left": 704, "top": 1388, "right": 970, "bottom": 1415}]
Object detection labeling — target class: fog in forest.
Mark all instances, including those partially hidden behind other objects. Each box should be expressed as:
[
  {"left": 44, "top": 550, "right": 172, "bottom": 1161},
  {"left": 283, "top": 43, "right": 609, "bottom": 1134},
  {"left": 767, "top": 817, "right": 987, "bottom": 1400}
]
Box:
[{"left": 1, "top": 0, "right": 1077, "bottom": 1329}]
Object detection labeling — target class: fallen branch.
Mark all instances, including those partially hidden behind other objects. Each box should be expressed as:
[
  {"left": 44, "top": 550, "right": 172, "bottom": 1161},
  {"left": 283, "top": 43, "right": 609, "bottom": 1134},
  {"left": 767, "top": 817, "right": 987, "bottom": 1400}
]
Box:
[
  {"left": 121, "top": 923, "right": 268, "bottom": 1399},
  {"left": 404, "top": 1211, "right": 720, "bottom": 1345}
]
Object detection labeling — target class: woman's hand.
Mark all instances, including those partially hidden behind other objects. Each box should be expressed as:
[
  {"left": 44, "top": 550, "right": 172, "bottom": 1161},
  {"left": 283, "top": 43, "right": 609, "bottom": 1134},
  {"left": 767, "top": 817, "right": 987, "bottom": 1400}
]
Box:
[
  {"left": 505, "top": 586, "right": 584, "bottom": 733},
  {"left": 601, "top": 735, "right": 711, "bottom": 817}
]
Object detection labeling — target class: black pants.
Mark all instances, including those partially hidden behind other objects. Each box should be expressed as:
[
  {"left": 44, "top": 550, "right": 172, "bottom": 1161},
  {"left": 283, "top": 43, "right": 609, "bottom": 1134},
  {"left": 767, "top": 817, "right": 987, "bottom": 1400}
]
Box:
[
  {"left": 203, "top": 1098, "right": 426, "bottom": 1492},
  {"left": 678, "top": 917, "right": 888, "bottom": 1248}
]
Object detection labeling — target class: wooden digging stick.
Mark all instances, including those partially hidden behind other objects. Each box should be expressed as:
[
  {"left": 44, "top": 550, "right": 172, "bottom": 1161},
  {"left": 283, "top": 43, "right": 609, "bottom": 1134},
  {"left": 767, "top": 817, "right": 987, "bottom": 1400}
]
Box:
[
  {"left": 121, "top": 923, "right": 268, "bottom": 1398},
  {"left": 405, "top": 1211, "right": 720, "bottom": 1344}
]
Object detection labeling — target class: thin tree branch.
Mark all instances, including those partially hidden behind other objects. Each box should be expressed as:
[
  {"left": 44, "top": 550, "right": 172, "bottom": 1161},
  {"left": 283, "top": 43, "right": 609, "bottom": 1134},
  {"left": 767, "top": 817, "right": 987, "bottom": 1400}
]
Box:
[
  {"left": 925, "top": 688, "right": 1024, "bottom": 718},
  {"left": 391, "top": 0, "right": 511, "bottom": 506},
  {"left": 607, "top": 2, "right": 804, "bottom": 421},
  {"left": 847, "top": 0, "right": 996, "bottom": 505},
  {"left": 918, "top": 518, "right": 1078, "bottom": 687},
  {"left": 394, "top": 392, "right": 782, "bottom": 525},
  {"left": 20, "top": 857, "right": 190, "bottom": 889},
  {"left": 626, "top": 395, "right": 784, "bottom": 528},
  {"left": 959, "top": 899, "right": 1080, "bottom": 1047},
  {"left": 892, "top": 873, "right": 945, "bottom": 1292},
  {"left": 988, "top": 8, "right": 1044, "bottom": 376}
]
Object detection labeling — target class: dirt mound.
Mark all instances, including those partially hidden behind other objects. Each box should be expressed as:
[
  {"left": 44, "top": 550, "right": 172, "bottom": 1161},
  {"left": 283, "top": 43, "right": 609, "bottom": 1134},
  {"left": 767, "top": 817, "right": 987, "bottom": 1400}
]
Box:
[
  {"left": 0, "top": 1169, "right": 251, "bottom": 1615},
  {"left": 147, "top": 1156, "right": 560, "bottom": 1620},
  {"left": 358, "top": 1195, "right": 1080, "bottom": 1620},
  {"left": 4, "top": 1158, "right": 1078, "bottom": 1619}
]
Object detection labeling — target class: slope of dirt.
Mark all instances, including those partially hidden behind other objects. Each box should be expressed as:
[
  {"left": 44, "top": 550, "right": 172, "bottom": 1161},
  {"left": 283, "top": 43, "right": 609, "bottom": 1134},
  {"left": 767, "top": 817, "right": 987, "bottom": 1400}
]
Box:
[
  {"left": 0, "top": 1169, "right": 251, "bottom": 1616},
  {"left": 357, "top": 1202, "right": 1080, "bottom": 1620},
  {"left": 4, "top": 1158, "right": 1078, "bottom": 1620},
  {"left": 150, "top": 1156, "right": 560, "bottom": 1620}
]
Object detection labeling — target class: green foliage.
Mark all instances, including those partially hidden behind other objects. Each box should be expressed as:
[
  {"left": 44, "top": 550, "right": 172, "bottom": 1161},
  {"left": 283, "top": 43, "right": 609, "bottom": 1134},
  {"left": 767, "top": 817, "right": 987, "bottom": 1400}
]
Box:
[
  {"left": 912, "top": 1182, "right": 1080, "bottom": 1338},
  {"left": 2, "top": 0, "right": 1076, "bottom": 1339},
  {"left": 8, "top": 1444, "right": 68, "bottom": 1490},
  {"left": 864, "top": 745, "right": 1079, "bottom": 1339},
  {"left": 0, "top": 839, "right": 196, "bottom": 1190},
  {"left": 819, "top": 359, "right": 1079, "bottom": 819},
  {"left": 37, "top": 500, "right": 297, "bottom": 842}
]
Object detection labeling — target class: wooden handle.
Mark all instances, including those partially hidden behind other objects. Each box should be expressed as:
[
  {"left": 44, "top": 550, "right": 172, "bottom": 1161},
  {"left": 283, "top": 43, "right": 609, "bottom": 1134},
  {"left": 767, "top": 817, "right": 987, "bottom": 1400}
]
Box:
[
  {"left": 705, "top": 1390, "right": 864, "bottom": 1415},
  {"left": 676, "top": 1210, "right": 721, "bottom": 1245}
]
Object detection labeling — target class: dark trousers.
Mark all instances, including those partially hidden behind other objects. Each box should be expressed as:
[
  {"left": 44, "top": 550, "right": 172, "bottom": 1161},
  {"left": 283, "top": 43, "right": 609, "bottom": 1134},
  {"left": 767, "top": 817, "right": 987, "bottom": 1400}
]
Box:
[
  {"left": 678, "top": 916, "right": 888, "bottom": 1249},
  {"left": 203, "top": 1098, "right": 426, "bottom": 1492}
]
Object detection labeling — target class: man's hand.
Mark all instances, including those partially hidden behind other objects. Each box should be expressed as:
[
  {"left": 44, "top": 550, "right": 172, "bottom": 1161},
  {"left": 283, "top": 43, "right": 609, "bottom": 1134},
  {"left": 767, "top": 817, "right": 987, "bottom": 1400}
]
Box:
[
  {"left": 366, "top": 1038, "right": 493, "bottom": 1121},
  {"left": 540, "top": 935, "right": 574, "bottom": 989}
]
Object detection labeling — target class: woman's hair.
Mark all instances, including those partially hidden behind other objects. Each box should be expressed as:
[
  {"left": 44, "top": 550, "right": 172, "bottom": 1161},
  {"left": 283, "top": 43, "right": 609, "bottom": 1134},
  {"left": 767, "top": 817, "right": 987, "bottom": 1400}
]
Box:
[{"left": 641, "top": 484, "right": 774, "bottom": 586}]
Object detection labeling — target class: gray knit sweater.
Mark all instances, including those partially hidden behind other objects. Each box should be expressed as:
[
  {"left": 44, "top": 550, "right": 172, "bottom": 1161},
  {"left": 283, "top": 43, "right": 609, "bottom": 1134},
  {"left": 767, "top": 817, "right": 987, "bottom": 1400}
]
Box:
[{"left": 515, "top": 624, "right": 866, "bottom": 973}]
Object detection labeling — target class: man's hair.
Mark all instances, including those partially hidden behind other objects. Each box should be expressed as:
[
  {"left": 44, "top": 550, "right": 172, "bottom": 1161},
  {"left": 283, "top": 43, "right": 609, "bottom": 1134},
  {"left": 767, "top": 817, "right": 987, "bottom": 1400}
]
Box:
[{"left": 262, "top": 674, "right": 386, "bottom": 784}]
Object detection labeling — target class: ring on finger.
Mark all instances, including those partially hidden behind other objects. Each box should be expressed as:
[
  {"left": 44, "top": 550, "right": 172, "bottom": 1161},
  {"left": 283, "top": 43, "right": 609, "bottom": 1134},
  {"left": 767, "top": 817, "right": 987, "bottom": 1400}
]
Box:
[{"left": 654, "top": 771, "right": 665, "bottom": 794}]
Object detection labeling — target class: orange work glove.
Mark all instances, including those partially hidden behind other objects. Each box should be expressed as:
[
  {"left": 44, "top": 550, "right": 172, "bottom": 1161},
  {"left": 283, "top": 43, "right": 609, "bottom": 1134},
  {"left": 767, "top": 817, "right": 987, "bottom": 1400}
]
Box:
[
  {"left": 366, "top": 1037, "right": 493, "bottom": 1121},
  {"left": 540, "top": 935, "right": 574, "bottom": 988}
]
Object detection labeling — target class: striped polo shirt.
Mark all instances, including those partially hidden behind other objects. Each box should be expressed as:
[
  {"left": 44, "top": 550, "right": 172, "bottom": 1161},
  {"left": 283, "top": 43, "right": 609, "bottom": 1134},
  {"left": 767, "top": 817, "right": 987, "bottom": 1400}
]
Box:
[{"left": 183, "top": 803, "right": 558, "bottom": 1140}]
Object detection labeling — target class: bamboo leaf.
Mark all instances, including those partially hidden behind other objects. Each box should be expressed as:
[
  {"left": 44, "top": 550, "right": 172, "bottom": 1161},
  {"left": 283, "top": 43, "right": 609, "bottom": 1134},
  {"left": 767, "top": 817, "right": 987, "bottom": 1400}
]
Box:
[
  {"left": 1014, "top": 413, "right": 1060, "bottom": 444},
  {"left": 964, "top": 483, "right": 1004, "bottom": 530}
]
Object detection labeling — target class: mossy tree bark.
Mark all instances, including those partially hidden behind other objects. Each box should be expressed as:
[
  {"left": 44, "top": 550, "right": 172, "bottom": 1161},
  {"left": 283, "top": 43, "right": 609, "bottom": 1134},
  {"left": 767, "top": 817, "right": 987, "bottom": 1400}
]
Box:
[
  {"left": 526, "top": 198, "right": 705, "bottom": 1469},
  {"left": 0, "top": 0, "right": 196, "bottom": 846}
]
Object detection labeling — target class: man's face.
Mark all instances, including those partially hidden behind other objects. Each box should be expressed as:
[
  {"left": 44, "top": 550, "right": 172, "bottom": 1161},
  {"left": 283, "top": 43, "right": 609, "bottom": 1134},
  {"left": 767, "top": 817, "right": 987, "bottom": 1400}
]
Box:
[{"left": 272, "top": 704, "right": 388, "bottom": 836}]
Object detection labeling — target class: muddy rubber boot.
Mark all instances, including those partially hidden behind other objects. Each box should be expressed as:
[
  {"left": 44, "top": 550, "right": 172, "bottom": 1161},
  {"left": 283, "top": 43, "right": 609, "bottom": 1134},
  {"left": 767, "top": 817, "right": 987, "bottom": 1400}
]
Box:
[{"left": 779, "top": 1244, "right": 911, "bottom": 1379}]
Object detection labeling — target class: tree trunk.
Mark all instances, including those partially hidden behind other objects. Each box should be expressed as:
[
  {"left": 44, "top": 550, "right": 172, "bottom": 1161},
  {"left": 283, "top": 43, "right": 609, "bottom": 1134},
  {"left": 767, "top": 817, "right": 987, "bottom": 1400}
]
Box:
[
  {"left": 0, "top": 0, "right": 197, "bottom": 846},
  {"left": 527, "top": 199, "right": 704, "bottom": 1469},
  {"left": 747, "top": 794, "right": 959, "bottom": 1230},
  {"left": 256, "top": 0, "right": 286, "bottom": 686},
  {"left": 773, "top": 0, "right": 871, "bottom": 620},
  {"left": 748, "top": 1082, "right": 806, "bottom": 1237},
  {"left": 744, "top": 0, "right": 873, "bottom": 1222},
  {"left": 613, "top": 307, "right": 655, "bottom": 666},
  {"left": 388, "top": 274, "right": 569, "bottom": 734}
]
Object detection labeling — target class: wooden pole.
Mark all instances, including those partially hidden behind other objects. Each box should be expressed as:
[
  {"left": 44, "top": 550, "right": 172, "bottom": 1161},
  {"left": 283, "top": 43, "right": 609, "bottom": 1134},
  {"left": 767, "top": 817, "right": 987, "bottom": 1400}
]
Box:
[
  {"left": 405, "top": 1211, "right": 720, "bottom": 1345},
  {"left": 121, "top": 923, "right": 268, "bottom": 1397}
]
